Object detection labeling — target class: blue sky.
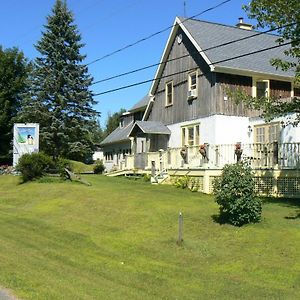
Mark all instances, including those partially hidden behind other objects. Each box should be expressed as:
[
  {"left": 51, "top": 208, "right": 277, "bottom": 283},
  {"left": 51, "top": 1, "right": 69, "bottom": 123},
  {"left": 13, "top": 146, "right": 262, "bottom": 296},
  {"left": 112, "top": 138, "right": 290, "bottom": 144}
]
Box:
[{"left": 0, "top": 0, "right": 252, "bottom": 127}]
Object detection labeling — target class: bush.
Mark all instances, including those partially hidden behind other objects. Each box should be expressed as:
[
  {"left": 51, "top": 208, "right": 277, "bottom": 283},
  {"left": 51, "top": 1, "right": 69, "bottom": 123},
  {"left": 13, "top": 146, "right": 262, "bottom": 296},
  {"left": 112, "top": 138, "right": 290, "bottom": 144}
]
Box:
[
  {"left": 93, "top": 160, "right": 105, "bottom": 174},
  {"left": 143, "top": 174, "right": 151, "bottom": 182},
  {"left": 16, "top": 152, "right": 54, "bottom": 182},
  {"left": 173, "top": 176, "right": 190, "bottom": 189},
  {"left": 213, "top": 163, "right": 262, "bottom": 226}
]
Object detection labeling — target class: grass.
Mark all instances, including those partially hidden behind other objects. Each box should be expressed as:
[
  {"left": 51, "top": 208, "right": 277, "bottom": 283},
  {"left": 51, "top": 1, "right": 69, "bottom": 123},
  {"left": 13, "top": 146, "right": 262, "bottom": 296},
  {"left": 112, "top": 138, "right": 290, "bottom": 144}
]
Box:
[
  {"left": 69, "top": 160, "right": 94, "bottom": 173},
  {"left": 0, "top": 175, "right": 300, "bottom": 299}
]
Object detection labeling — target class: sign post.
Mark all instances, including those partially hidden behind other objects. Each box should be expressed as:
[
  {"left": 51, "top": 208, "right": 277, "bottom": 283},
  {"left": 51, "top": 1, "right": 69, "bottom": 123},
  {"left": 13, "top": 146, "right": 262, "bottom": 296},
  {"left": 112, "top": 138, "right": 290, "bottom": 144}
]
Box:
[{"left": 13, "top": 123, "right": 39, "bottom": 166}]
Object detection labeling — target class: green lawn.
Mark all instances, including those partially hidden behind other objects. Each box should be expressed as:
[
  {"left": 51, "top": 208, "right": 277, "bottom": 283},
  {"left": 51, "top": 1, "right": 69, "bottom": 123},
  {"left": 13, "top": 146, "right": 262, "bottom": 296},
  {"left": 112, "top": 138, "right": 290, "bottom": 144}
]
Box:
[{"left": 0, "top": 175, "right": 299, "bottom": 299}]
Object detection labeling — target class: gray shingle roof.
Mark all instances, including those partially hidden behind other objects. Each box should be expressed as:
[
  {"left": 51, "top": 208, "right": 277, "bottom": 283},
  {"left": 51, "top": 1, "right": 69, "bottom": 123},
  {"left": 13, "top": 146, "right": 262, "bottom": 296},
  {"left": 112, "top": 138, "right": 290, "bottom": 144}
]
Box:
[
  {"left": 100, "top": 122, "right": 133, "bottom": 145},
  {"left": 130, "top": 95, "right": 149, "bottom": 111},
  {"left": 179, "top": 17, "right": 295, "bottom": 77},
  {"left": 129, "top": 121, "right": 171, "bottom": 136}
]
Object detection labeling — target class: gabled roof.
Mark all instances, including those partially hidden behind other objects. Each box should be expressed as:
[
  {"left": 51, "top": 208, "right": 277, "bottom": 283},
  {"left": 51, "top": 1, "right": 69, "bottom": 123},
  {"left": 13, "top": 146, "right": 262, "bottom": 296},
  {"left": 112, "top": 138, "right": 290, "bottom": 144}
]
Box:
[
  {"left": 100, "top": 122, "right": 133, "bottom": 146},
  {"left": 180, "top": 17, "right": 295, "bottom": 76},
  {"left": 128, "top": 121, "right": 171, "bottom": 136},
  {"left": 150, "top": 16, "right": 295, "bottom": 95},
  {"left": 129, "top": 95, "right": 150, "bottom": 112}
]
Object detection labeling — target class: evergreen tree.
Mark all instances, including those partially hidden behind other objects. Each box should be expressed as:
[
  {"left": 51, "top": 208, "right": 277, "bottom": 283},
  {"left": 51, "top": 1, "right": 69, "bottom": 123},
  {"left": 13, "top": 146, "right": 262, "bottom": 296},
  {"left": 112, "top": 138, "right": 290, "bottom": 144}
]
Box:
[
  {"left": 18, "top": 0, "right": 99, "bottom": 161},
  {"left": 0, "top": 46, "right": 29, "bottom": 164}
]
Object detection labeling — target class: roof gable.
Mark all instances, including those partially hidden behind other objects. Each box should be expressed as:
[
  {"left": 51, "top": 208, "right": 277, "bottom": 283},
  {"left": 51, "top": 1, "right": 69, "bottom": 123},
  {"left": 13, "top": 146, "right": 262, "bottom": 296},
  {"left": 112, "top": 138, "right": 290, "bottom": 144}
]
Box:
[{"left": 150, "top": 17, "right": 295, "bottom": 95}]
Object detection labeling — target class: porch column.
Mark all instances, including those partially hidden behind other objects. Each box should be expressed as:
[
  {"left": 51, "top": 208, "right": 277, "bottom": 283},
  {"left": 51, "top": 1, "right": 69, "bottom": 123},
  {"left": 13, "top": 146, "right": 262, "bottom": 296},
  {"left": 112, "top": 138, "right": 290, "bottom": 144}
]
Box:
[{"left": 130, "top": 137, "right": 136, "bottom": 154}]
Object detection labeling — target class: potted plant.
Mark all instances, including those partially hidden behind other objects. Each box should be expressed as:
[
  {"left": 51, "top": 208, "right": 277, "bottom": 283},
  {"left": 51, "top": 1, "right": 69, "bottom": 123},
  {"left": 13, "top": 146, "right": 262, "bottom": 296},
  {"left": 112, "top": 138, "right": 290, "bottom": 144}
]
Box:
[
  {"left": 234, "top": 143, "right": 243, "bottom": 162},
  {"left": 199, "top": 144, "right": 209, "bottom": 161}
]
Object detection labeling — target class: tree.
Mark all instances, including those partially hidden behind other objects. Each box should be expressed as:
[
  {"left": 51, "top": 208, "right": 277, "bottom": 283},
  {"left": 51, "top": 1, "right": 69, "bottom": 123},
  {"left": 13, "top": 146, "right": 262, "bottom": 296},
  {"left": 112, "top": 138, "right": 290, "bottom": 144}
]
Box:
[
  {"left": 0, "top": 46, "right": 29, "bottom": 164},
  {"left": 240, "top": 0, "right": 300, "bottom": 121},
  {"left": 103, "top": 108, "right": 126, "bottom": 138},
  {"left": 18, "top": 0, "right": 99, "bottom": 161}
]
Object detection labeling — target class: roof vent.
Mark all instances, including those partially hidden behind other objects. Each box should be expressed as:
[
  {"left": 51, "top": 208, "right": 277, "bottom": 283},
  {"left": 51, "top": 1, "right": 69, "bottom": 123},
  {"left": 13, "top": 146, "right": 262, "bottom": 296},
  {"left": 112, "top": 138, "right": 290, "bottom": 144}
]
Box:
[{"left": 236, "top": 17, "right": 253, "bottom": 30}]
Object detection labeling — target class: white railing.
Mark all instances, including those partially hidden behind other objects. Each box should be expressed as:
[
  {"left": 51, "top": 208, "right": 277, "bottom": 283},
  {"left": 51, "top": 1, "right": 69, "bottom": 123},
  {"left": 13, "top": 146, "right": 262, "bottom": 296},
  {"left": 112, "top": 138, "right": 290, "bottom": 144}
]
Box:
[
  {"left": 107, "top": 143, "right": 300, "bottom": 172},
  {"left": 160, "top": 143, "right": 300, "bottom": 170}
]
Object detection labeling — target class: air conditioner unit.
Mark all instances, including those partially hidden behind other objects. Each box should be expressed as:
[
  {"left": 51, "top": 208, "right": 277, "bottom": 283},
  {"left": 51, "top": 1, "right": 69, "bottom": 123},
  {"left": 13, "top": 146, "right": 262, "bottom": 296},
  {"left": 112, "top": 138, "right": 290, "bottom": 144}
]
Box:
[{"left": 187, "top": 89, "right": 197, "bottom": 100}]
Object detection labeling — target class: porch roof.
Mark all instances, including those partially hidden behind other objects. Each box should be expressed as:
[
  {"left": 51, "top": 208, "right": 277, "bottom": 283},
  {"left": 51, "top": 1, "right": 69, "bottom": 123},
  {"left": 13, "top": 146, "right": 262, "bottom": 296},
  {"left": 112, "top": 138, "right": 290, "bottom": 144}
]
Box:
[
  {"left": 100, "top": 122, "right": 133, "bottom": 146},
  {"left": 128, "top": 121, "right": 171, "bottom": 136}
]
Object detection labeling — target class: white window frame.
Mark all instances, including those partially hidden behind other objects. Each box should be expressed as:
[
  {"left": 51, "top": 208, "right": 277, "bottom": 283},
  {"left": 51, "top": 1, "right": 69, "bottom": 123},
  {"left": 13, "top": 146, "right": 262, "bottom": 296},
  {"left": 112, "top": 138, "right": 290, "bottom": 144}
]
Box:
[
  {"left": 252, "top": 78, "right": 269, "bottom": 98},
  {"left": 188, "top": 71, "right": 198, "bottom": 91},
  {"left": 181, "top": 123, "right": 200, "bottom": 146},
  {"left": 165, "top": 81, "right": 174, "bottom": 106}
]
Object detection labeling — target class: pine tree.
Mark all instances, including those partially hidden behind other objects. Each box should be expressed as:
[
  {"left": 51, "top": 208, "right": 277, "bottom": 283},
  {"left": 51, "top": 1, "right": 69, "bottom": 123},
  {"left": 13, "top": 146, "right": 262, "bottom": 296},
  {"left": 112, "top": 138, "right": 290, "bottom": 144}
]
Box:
[{"left": 19, "top": 0, "right": 99, "bottom": 161}]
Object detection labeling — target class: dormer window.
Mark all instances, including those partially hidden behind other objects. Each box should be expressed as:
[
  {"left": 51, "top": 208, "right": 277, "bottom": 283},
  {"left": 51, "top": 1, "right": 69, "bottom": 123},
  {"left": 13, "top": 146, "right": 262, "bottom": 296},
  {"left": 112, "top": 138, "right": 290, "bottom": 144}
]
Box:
[{"left": 165, "top": 81, "right": 173, "bottom": 106}]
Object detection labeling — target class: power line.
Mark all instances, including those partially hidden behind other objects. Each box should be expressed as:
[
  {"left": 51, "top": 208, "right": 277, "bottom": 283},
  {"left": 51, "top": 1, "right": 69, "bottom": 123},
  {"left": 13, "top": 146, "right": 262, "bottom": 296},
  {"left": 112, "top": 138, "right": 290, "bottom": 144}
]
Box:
[
  {"left": 87, "top": 0, "right": 232, "bottom": 65},
  {"left": 91, "top": 23, "right": 296, "bottom": 86},
  {"left": 92, "top": 40, "right": 295, "bottom": 96}
]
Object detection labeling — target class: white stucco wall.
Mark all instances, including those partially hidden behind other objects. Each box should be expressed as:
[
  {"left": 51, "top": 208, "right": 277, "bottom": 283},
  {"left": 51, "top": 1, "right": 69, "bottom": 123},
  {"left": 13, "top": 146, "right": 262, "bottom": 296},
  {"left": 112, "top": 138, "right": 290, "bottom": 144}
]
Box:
[
  {"left": 167, "top": 115, "right": 249, "bottom": 148},
  {"left": 167, "top": 114, "right": 300, "bottom": 148},
  {"left": 92, "top": 151, "right": 103, "bottom": 161}
]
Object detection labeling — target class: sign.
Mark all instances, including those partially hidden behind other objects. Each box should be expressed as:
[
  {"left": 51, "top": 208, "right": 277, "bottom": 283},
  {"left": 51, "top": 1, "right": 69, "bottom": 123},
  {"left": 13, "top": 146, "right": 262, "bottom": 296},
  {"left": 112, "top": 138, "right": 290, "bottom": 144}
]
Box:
[{"left": 13, "top": 123, "right": 39, "bottom": 166}]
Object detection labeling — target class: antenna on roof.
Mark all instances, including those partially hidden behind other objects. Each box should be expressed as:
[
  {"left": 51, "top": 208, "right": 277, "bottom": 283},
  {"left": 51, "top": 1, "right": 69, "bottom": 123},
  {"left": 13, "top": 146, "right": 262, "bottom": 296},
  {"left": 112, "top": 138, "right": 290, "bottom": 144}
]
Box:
[{"left": 183, "top": 1, "right": 187, "bottom": 17}]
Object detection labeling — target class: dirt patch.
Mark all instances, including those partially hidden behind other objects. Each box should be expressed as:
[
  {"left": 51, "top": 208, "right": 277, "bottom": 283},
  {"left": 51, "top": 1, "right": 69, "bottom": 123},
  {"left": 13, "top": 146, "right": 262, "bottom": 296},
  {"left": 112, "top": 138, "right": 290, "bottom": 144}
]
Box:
[{"left": 0, "top": 288, "right": 20, "bottom": 300}]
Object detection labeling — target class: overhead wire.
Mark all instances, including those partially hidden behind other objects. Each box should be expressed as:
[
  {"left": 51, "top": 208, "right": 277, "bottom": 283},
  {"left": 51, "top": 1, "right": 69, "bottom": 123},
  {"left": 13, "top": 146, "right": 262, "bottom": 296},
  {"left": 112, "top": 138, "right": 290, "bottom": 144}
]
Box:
[
  {"left": 91, "top": 22, "right": 296, "bottom": 86},
  {"left": 92, "top": 40, "right": 296, "bottom": 96},
  {"left": 86, "top": 0, "right": 232, "bottom": 65}
]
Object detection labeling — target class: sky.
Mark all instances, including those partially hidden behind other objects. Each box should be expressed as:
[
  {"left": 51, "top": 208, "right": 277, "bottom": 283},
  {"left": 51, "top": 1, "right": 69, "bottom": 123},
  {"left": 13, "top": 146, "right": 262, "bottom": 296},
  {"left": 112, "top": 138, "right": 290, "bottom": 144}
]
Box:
[{"left": 0, "top": 0, "right": 253, "bottom": 127}]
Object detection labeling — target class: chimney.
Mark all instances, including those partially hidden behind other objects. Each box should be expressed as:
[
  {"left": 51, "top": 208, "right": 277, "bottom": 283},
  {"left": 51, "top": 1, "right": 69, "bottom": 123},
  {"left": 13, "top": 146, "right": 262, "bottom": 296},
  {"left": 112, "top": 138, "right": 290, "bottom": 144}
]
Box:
[{"left": 236, "top": 17, "right": 253, "bottom": 30}]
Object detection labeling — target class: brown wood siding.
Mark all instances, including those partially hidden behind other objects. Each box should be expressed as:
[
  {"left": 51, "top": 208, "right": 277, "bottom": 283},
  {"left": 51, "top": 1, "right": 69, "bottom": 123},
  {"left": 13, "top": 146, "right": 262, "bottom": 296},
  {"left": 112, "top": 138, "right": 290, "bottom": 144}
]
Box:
[
  {"left": 148, "top": 28, "right": 214, "bottom": 124},
  {"left": 215, "top": 73, "right": 259, "bottom": 117},
  {"left": 295, "top": 88, "right": 300, "bottom": 97},
  {"left": 270, "top": 80, "right": 291, "bottom": 98}
]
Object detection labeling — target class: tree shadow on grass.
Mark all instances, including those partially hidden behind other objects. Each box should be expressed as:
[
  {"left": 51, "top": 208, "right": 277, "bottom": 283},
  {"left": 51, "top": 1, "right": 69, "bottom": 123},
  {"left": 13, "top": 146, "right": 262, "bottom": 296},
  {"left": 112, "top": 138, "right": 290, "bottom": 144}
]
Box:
[
  {"left": 211, "top": 214, "right": 228, "bottom": 225},
  {"left": 262, "top": 197, "right": 300, "bottom": 219}
]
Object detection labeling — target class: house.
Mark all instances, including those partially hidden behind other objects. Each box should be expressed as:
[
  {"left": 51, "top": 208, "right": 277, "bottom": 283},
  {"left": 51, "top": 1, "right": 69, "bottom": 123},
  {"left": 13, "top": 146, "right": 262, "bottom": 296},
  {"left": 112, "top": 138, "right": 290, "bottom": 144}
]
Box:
[
  {"left": 100, "top": 95, "right": 149, "bottom": 171},
  {"left": 102, "top": 17, "right": 300, "bottom": 196}
]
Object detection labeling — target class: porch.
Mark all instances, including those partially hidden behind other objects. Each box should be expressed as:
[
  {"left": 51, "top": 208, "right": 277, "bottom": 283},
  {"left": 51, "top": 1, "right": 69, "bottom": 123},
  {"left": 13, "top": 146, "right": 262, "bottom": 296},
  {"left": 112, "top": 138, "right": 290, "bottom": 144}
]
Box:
[
  {"left": 124, "top": 142, "right": 300, "bottom": 171},
  {"left": 112, "top": 142, "right": 300, "bottom": 197}
]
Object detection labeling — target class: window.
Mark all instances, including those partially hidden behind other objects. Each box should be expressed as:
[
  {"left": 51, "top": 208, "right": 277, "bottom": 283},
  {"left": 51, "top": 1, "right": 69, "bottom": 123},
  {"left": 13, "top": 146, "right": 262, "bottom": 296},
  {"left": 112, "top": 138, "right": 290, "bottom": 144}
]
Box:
[
  {"left": 188, "top": 71, "right": 197, "bottom": 91},
  {"left": 165, "top": 81, "right": 173, "bottom": 106},
  {"left": 187, "top": 71, "right": 198, "bottom": 100},
  {"left": 254, "top": 122, "right": 280, "bottom": 144},
  {"left": 253, "top": 79, "right": 269, "bottom": 98},
  {"left": 120, "top": 118, "right": 124, "bottom": 128},
  {"left": 181, "top": 123, "right": 200, "bottom": 146}
]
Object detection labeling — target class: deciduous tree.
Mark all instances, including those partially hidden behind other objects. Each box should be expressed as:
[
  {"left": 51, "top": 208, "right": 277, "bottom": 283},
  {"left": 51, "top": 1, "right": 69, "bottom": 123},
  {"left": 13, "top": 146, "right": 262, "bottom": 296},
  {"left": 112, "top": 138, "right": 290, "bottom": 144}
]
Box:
[
  {"left": 0, "top": 46, "right": 29, "bottom": 164},
  {"left": 240, "top": 0, "right": 300, "bottom": 122}
]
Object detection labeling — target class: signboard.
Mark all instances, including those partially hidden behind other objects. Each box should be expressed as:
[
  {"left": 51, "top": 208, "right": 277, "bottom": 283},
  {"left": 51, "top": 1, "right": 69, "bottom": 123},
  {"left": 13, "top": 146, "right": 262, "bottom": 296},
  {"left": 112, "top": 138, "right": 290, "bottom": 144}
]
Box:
[{"left": 13, "top": 123, "right": 39, "bottom": 166}]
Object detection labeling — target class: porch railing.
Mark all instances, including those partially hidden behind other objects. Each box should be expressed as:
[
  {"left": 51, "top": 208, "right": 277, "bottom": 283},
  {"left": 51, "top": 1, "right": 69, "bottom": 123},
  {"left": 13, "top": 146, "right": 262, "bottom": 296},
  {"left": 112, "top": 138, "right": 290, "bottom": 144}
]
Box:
[{"left": 116, "top": 142, "right": 300, "bottom": 172}]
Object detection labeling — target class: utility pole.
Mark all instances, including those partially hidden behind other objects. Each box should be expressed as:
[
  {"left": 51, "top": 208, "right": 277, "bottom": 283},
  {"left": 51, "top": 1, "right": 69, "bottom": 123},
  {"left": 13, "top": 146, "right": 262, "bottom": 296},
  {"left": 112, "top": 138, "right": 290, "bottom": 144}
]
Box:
[{"left": 184, "top": 1, "right": 187, "bottom": 17}]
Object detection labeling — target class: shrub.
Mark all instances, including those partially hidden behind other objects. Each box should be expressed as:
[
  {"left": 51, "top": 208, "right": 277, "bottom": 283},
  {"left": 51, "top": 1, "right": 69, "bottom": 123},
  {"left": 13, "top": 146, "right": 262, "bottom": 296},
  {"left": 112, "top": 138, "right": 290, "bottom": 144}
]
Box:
[
  {"left": 16, "top": 152, "right": 54, "bottom": 182},
  {"left": 213, "top": 163, "right": 262, "bottom": 226},
  {"left": 143, "top": 174, "right": 151, "bottom": 182},
  {"left": 173, "top": 176, "right": 190, "bottom": 189},
  {"left": 93, "top": 160, "right": 105, "bottom": 174}
]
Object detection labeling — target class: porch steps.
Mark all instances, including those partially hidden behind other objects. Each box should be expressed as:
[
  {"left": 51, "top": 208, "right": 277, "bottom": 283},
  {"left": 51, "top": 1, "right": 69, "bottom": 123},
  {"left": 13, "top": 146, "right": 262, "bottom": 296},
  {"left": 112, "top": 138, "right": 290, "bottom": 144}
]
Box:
[
  {"left": 151, "top": 169, "right": 169, "bottom": 184},
  {"left": 106, "top": 170, "right": 131, "bottom": 177},
  {"left": 106, "top": 169, "right": 149, "bottom": 177}
]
